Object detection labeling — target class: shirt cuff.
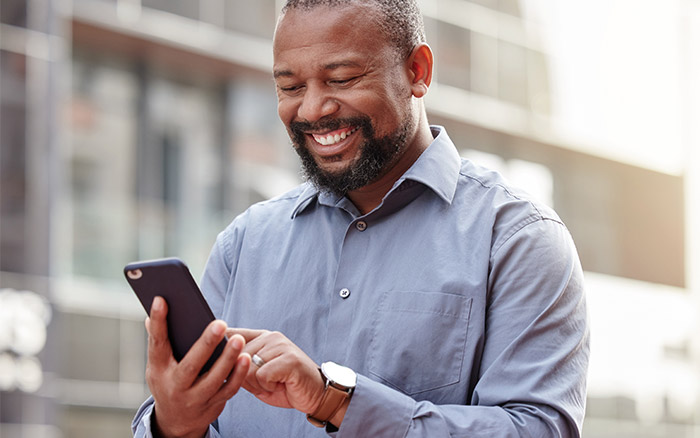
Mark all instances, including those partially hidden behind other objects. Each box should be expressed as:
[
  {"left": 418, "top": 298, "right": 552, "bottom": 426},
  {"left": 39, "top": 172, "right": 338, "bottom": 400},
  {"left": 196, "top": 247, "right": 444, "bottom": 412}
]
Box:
[
  {"left": 131, "top": 396, "right": 222, "bottom": 438},
  {"left": 335, "top": 374, "right": 414, "bottom": 438}
]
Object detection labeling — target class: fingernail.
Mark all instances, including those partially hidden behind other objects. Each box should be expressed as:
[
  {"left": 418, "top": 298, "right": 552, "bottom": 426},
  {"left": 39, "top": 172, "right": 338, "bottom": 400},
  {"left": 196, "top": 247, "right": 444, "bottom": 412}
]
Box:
[
  {"left": 211, "top": 320, "right": 226, "bottom": 336},
  {"left": 238, "top": 353, "right": 251, "bottom": 367},
  {"left": 230, "top": 336, "right": 244, "bottom": 350}
]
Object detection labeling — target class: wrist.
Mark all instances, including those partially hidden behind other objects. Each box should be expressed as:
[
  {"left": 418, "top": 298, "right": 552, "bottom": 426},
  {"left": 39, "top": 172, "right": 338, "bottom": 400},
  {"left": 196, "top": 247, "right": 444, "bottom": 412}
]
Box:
[
  {"left": 152, "top": 406, "right": 207, "bottom": 438},
  {"left": 328, "top": 396, "right": 351, "bottom": 428},
  {"left": 306, "top": 362, "right": 356, "bottom": 428}
]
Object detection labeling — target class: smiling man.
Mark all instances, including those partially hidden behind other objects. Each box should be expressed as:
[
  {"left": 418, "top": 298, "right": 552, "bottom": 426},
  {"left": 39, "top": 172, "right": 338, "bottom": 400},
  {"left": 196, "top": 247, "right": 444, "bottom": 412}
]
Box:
[
  {"left": 275, "top": 1, "right": 433, "bottom": 213},
  {"left": 132, "top": 1, "right": 589, "bottom": 437}
]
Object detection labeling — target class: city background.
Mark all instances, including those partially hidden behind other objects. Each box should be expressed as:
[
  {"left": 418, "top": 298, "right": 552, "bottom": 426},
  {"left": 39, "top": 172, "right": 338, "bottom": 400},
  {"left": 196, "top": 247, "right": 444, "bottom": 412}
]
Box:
[{"left": 1, "top": 0, "right": 698, "bottom": 436}]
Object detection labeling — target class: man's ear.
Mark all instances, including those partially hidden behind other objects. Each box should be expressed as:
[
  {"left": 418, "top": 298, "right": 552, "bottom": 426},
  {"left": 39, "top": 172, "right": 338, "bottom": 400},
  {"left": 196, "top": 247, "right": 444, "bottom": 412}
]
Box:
[{"left": 407, "top": 43, "right": 433, "bottom": 98}]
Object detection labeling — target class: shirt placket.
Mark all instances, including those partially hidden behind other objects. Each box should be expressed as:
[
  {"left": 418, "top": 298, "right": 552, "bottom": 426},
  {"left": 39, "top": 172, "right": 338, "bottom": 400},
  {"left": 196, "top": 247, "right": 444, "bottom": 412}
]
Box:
[{"left": 323, "top": 215, "right": 371, "bottom": 363}]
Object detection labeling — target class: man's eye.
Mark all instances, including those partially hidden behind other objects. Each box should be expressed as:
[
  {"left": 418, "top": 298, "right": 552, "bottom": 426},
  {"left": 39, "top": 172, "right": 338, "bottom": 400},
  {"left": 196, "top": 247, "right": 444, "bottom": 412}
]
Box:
[
  {"left": 279, "top": 84, "right": 304, "bottom": 94},
  {"left": 330, "top": 76, "right": 359, "bottom": 86}
]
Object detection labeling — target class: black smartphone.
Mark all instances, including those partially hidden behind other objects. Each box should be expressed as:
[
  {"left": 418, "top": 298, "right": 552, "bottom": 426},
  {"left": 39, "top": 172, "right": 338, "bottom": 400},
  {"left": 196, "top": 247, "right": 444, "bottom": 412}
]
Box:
[{"left": 124, "top": 257, "right": 225, "bottom": 375}]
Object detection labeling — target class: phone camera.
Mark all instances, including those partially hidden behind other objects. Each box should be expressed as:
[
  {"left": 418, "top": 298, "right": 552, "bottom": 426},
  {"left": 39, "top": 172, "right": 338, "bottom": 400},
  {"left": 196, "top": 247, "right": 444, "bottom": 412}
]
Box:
[{"left": 127, "top": 269, "right": 143, "bottom": 280}]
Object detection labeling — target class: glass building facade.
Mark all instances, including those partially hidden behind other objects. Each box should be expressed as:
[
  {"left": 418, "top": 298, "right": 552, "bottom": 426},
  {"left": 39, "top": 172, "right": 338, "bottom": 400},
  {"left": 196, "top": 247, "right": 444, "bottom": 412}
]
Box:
[{"left": 0, "top": 0, "right": 697, "bottom": 437}]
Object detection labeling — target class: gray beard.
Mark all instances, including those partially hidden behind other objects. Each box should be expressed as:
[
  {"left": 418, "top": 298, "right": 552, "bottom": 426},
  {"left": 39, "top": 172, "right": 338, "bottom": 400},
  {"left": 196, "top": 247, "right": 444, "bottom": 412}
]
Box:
[{"left": 290, "top": 116, "right": 410, "bottom": 197}]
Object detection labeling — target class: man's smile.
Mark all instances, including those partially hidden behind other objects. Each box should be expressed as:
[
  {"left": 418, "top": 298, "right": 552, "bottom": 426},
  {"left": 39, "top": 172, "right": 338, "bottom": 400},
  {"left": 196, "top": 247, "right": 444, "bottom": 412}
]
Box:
[
  {"left": 310, "top": 126, "right": 359, "bottom": 146},
  {"left": 303, "top": 125, "right": 363, "bottom": 161}
]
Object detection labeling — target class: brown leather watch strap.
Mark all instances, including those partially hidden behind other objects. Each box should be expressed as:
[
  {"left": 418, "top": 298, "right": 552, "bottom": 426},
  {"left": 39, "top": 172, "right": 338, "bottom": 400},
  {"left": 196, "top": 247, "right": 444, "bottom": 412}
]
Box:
[{"left": 306, "top": 382, "right": 351, "bottom": 427}]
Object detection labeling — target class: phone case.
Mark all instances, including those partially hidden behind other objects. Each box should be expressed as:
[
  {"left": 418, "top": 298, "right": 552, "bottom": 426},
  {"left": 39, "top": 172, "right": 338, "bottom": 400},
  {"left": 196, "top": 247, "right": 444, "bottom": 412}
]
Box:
[{"left": 124, "top": 257, "right": 225, "bottom": 374}]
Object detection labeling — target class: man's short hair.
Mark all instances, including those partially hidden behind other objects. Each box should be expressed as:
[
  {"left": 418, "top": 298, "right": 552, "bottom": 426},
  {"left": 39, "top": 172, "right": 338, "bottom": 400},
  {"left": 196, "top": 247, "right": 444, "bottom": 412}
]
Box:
[{"left": 280, "top": 0, "right": 426, "bottom": 58}]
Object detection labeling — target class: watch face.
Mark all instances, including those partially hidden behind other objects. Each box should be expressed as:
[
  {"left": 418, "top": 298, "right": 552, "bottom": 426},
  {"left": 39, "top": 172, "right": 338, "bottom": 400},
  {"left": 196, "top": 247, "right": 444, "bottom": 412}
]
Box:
[{"left": 322, "top": 361, "right": 357, "bottom": 389}]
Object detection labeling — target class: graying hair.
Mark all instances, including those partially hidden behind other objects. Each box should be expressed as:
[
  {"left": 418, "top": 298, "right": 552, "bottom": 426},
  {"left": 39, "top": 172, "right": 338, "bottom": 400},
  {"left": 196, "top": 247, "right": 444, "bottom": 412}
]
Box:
[{"left": 280, "top": 0, "right": 426, "bottom": 58}]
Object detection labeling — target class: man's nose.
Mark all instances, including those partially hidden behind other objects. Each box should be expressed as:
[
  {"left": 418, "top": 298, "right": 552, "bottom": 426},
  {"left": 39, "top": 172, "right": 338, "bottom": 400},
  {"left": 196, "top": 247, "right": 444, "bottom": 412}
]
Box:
[{"left": 297, "top": 85, "right": 339, "bottom": 122}]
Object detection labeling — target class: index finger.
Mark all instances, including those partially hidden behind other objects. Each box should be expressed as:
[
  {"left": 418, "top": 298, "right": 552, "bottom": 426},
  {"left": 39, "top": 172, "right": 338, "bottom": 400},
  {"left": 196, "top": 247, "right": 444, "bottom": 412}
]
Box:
[
  {"left": 173, "top": 319, "right": 229, "bottom": 388},
  {"left": 226, "top": 328, "right": 266, "bottom": 342}
]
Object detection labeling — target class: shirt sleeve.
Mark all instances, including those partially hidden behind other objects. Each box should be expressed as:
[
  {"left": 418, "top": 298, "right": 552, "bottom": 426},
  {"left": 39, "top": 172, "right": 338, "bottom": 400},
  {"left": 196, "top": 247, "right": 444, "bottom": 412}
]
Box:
[
  {"left": 200, "top": 212, "right": 247, "bottom": 319},
  {"left": 335, "top": 218, "right": 590, "bottom": 438},
  {"left": 131, "top": 397, "right": 223, "bottom": 438},
  {"left": 200, "top": 231, "right": 232, "bottom": 319}
]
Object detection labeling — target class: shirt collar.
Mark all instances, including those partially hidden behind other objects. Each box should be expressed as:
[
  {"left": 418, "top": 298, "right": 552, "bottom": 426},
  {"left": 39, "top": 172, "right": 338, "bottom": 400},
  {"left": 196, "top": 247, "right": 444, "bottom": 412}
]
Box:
[
  {"left": 291, "top": 125, "right": 461, "bottom": 218},
  {"left": 395, "top": 126, "right": 460, "bottom": 205}
]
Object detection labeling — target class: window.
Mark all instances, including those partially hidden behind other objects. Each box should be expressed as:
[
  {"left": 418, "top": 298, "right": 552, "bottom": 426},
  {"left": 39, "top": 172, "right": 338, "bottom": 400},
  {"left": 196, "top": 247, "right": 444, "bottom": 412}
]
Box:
[
  {"left": 427, "top": 17, "right": 471, "bottom": 90},
  {"left": 0, "top": 0, "right": 27, "bottom": 27},
  {"left": 497, "top": 40, "right": 528, "bottom": 106},
  {"left": 225, "top": 0, "right": 277, "bottom": 39},
  {"left": 0, "top": 51, "right": 27, "bottom": 273},
  {"left": 142, "top": 0, "right": 200, "bottom": 20}
]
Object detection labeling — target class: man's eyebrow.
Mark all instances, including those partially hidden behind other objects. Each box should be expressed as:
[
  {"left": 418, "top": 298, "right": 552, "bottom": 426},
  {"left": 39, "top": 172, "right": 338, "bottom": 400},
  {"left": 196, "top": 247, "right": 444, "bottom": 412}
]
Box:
[
  {"left": 273, "top": 69, "right": 294, "bottom": 79},
  {"left": 323, "top": 61, "right": 363, "bottom": 70},
  {"left": 273, "top": 61, "right": 363, "bottom": 79}
]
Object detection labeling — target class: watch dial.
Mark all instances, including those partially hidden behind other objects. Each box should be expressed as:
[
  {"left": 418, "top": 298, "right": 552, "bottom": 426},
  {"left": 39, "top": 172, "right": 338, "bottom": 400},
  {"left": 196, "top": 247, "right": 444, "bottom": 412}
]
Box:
[{"left": 322, "top": 361, "right": 357, "bottom": 388}]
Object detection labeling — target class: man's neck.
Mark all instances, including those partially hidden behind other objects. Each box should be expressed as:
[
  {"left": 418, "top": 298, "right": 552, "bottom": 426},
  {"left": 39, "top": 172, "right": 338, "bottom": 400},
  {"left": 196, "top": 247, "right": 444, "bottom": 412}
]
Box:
[{"left": 346, "top": 122, "right": 434, "bottom": 215}]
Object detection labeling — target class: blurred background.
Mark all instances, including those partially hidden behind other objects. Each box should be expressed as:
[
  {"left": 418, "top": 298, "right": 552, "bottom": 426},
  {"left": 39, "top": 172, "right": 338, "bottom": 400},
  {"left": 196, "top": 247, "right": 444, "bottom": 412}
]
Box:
[{"left": 0, "top": 0, "right": 698, "bottom": 436}]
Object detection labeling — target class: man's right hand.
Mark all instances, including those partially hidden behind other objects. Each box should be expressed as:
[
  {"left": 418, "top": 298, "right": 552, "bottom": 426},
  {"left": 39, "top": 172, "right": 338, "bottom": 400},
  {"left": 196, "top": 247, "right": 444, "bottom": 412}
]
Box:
[{"left": 145, "top": 296, "right": 251, "bottom": 438}]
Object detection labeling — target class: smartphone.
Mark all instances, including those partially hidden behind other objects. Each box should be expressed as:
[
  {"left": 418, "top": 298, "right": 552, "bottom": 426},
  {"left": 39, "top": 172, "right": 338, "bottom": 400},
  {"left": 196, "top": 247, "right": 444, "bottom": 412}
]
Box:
[{"left": 124, "top": 257, "right": 225, "bottom": 375}]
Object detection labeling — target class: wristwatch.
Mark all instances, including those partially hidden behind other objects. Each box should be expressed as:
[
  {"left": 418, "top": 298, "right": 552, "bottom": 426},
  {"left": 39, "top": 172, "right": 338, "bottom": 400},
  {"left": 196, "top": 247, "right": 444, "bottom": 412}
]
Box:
[{"left": 307, "top": 361, "right": 357, "bottom": 427}]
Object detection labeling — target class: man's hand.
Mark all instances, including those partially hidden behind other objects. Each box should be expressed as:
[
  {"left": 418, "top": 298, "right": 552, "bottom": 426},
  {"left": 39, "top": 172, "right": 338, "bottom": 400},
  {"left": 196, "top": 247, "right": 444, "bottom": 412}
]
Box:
[
  {"left": 145, "top": 296, "right": 251, "bottom": 438},
  {"left": 226, "top": 329, "right": 327, "bottom": 416}
]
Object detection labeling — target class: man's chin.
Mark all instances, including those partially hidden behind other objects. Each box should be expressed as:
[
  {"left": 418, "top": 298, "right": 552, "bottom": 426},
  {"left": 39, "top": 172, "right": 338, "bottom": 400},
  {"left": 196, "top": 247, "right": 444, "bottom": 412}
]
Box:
[
  {"left": 292, "top": 119, "right": 407, "bottom": 195},
  {"left": 314, "top": 157, "right": 354, "bottom": 175},
  {"left": 311, "top": 165, "right": 357, "bottom": 191},
  {"left": 299, "top": 159, "right": 358, "bottom": 196}
]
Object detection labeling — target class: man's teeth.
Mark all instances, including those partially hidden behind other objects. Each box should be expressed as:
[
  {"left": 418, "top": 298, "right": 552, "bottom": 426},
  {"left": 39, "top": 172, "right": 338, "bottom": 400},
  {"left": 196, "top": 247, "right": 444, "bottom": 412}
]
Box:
[{"left": 313, "top": 128, "right": 356, "bottom": 146}]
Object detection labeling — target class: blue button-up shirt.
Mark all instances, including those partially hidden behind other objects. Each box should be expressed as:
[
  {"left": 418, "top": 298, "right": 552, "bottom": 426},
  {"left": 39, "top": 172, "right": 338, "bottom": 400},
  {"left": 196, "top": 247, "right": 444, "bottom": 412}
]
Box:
[{"left": 133, "top": 126, "right": 589, "bottom": 437}]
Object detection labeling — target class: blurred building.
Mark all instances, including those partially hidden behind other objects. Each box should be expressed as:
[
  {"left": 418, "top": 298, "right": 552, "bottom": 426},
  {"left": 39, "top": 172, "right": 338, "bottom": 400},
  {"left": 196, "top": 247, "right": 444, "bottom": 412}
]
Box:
[{"left": 0, "top": 0, "right": 697, "bottom": 437}]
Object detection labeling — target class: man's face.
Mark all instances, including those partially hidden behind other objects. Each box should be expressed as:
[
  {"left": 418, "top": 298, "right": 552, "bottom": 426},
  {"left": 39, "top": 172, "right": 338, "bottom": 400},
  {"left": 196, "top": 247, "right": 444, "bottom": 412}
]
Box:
[{"left": 273, "top": 4, "right": 416, "bottom": 195}]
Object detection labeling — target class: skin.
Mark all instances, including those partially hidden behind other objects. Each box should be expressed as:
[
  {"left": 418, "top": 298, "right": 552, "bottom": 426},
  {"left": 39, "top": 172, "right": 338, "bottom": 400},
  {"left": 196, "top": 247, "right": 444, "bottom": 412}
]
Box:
[
  {"left": 145, "top": 297, "right": 251, "bottom": 438},
  {"left": 274, "top": 4, "right": 434, "bottom": 214},
  {"left": 143, "top": 4, "right": 435, "bottom": 436}
]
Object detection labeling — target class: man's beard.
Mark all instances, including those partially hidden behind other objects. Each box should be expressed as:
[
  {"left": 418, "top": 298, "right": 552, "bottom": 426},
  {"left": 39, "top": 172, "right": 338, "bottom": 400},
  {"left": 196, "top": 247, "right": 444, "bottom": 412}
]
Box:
[{"left": 289, "top": 116, "right": 410, "bottom": 197}]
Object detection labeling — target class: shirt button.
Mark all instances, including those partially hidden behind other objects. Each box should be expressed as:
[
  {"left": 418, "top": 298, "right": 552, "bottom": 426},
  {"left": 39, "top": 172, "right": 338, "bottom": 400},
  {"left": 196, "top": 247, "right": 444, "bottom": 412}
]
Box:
[
  {"left": 339, "top": 288, "right": 351, "bottom": 299},
  {"left": 355, "top": 221, "right": 367, "bottom": 232}
]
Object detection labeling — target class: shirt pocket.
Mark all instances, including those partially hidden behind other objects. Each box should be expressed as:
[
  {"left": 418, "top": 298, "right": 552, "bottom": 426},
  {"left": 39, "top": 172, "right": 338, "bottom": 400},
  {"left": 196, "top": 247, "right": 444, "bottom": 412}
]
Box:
[{"left": 367, "top": 290, "right": 473, "bottom": 395}]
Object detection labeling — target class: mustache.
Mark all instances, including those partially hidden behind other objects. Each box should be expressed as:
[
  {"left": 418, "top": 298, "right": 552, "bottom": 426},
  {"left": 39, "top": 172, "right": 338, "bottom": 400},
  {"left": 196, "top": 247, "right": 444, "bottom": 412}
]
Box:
[{"left": 289, "top": 116, "right": 373, "bottom": 138}]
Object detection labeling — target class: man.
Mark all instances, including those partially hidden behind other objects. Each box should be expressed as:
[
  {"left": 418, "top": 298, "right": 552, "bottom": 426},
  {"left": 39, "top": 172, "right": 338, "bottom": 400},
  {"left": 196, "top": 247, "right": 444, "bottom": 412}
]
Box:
[{"left": 133, "top": 0, "right": 590, "bottom": 436}]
